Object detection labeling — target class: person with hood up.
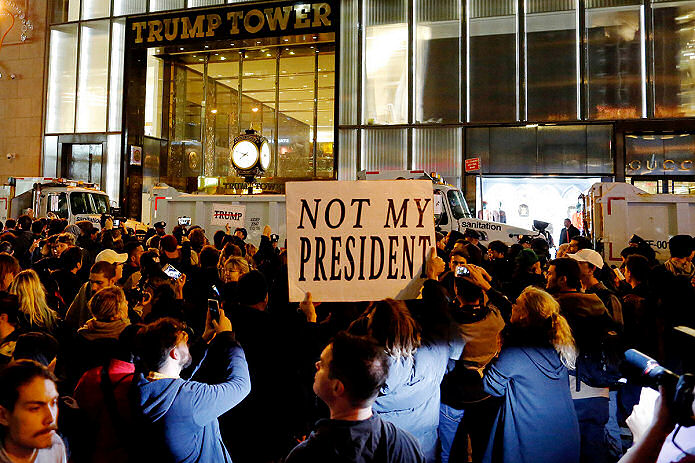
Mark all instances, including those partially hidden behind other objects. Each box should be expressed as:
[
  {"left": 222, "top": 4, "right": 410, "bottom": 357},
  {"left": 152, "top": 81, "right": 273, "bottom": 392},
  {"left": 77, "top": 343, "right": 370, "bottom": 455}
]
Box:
[{"left": 483, "top": 286, "right": 580, "bottom": 463}]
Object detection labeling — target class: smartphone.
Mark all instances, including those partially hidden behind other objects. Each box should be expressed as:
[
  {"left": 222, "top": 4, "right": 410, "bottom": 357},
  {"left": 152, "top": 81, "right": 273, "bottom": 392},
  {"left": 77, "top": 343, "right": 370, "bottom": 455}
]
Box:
[
  {"left": 208, "top": 298, "right": 220, "bottom": 322},
  {"left": 612, "top": 266, "right": 625, "bottom": 281},
  {"left": 455, "top": 265, "right": 470, "bottom": 277},
  {"left": 113, "top": 218, "right": 120, "bottom": 227},
  {"left": 162, "top": 263, "right": 182, "bottom": 280},
  {"left": 178, "top": 217, "right": 191, "bottom": 226}
]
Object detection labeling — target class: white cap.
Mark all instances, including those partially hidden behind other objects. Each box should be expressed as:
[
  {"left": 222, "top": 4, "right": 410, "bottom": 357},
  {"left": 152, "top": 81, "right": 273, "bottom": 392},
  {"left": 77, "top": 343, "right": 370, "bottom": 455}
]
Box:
[
  {"left": 96, "top": 249, "right": 128, "bottom": 264},
  {"left": 568, "top": 249, "right": 604, "bottom": 269}
]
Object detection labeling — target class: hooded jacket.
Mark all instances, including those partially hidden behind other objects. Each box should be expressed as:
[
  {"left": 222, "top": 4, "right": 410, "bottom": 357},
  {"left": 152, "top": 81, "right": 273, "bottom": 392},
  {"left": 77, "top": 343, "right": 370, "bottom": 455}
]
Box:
[
  {"left": 483, "top": 327, "right": 580, "bottom": 463},
  {"left": 285, "top": 413, "right": 425, "bottom": 463},
  {"left": 132, "top": 332, "right": 251, "bottom": 463}
]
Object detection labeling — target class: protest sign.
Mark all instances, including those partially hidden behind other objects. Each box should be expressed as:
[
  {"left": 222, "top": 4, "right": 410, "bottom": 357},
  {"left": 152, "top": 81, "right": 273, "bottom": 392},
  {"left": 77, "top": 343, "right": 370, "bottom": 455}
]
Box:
[
  {"left": 286, "top": 180, "right": 435, "bottom": 302},
  {"left": 211, "top": 203, "right": 246, "bottom": 227}
]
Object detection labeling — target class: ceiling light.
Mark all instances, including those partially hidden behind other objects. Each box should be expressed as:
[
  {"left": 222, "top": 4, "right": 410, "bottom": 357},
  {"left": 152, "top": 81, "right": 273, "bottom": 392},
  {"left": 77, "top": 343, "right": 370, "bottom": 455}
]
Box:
[
  {"left": 252, "top": 107, "right": 259, "bottom": 112},
  {"left": 220, "top": 57, "right": 226, "bottom": 60},
  {"left": 211, "top": 109, "right": 218, "bottom": 114}
]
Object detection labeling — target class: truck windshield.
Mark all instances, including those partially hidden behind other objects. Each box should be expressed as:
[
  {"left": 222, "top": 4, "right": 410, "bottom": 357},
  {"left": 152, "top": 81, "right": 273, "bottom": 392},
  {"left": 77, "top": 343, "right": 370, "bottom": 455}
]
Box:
[
  {"left": 70, "top": 192, "right": 91, "bottom": 215},
  {"left": 90, "top": 194, "right": 110, "bottom": 214},
  {"left": 47, "top": 193, "right": 68, "bottom": 219},
  {"left": 447, "top": 190, "right": 471, "bottom": 219}
]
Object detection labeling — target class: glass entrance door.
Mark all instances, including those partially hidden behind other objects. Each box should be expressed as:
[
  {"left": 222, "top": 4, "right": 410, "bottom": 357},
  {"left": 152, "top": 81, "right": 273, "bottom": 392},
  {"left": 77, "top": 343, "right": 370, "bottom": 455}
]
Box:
[
  {"left": 153, "top": 41, "right": 335, "bottom": 191},
  {"left": 64, "top": 144, "right": 102, "bottom": 184}
]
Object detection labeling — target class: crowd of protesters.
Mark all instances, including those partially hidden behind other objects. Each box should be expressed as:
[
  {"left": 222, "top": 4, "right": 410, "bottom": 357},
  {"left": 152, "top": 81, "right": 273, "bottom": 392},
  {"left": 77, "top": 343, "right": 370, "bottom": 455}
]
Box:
[{"left": 0, "top": 212, "right": 692, "bottom": 463}]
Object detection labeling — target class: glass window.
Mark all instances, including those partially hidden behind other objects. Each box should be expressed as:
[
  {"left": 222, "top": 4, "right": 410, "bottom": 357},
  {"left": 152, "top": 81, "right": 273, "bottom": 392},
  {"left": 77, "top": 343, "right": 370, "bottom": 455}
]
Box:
[
  {"left": 91, "top": 194, "right": 110, "bottom": 214},
  {"left": 145, "top": 49, "right": 164, "bottom": 138},
  {"left": 413, "top": 127, "right": 461, "bottom": 186},
  {"left": 317, "top": 50, "right": 335, "bottom": 178},
  {"left": 149, "top": 0, "right": 184, "bottom": 12},
  {"left": 538, "top": 125, "right": 587, "bottom": 174},
  {"left": 586, "top": 4, "right": 643, "bottom": 119},
  {"left": 468, "top": 0, "right": 517, "bottom": 122},
  {"left": 76, "top": 21, "right": 110, "bottom": 133},
  {"left": 48, "top": 193, "right": 68, "bottom": 219},
  {"left": 70, "top": 192, "right": 90, "bottom": 215},
  {"left": 82, "top": 0, "right": 110, "bottom": 20},
  {"left": 447, "top": 189, "right": 472, "bottom": 219},
  {"left": 114, "top": 0, "right": 146, "bottom": 16},
  {"left": 339, "top": 0, "right": 358, "bottom": 125},
  {"left": 415, "top": 0, "right": 460, "bottom": 123},
  {"left": 526, "top": 1, "right": 578, "bottom": 121},
  {"left": 43, "top": 136, "right": 59, "bottom": 177},
  {"left": 364, "top": 0, "right": 408, "bottom": 124},
  {"left": 338, "top": 129, "right": 357, "bottom": 180},
  {"left": 109, "top": 20, "right": 126, "bottom": 132},
  {"left": 362, "top": 128, "right": 407, "bottom": 170},
  {"left": 653, "top": 2, "right": 695, "bottom": 118},
  {"left": 188, "top": 0, "right": 224, "bottom": 6},
  {"left": 50, "top": 0, "right": 80, "bottom": 24},
  {"left": 46, "top": 25, "right": 78, "bottom": 133},
  {"left": 106, "top": 135, "right": 121, "bottom": 204}
]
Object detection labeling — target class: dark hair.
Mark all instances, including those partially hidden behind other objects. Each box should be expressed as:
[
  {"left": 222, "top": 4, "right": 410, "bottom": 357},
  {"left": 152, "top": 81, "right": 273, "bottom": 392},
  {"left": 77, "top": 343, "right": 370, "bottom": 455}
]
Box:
[
  {"left": 213, "top": 231, "right": 227, "bottom": 250},
  {"left": 0, "top": 291, "right": 19, "bottom": 326},
  {"left": 0, "top": 253, "right": 20, "bottom": 280},
  {"left": 17, "top": 215, "right": 32, "bottom": 231},
  {"left": 160, "top": 235, "right": 178, "bottom": 253},
  {"left": 188, "top": 228, "right": 206, "bottom": 251},
  {"left": 549, "top": 257, "right": 582, "bottom": 290},
  {"left": 464, "top": 243, "right": 483, "bottom": 266},
  {"left": 234, "top": 228, "right": 247, "bottom": 240},
  {"left": 90, "top": 261, "right": 117, "bottom": 280},
  {"left": 60, "top": 246, "right": 83, "bottom": 272},
  {"left": 13, "top": 332, "right": 60, "bottom": 367},
  {"left": 454, "top": 277, "right": 484, "bottom": 303},
  {"left": 148, "top": 235, "right": 161, "bottom": 250},
  {"left": 669, "top": 235, "right": 694, "bottom": 259},
  {"left": 625, "top": 255, "right": 650, "bottom": 283},
  {"left": 0, "top": 360, "right": 57, "bottom": 411},
  {"left": 31, "top": 220, "right": 44, "bottom": 235},
  {"left": 126, "top": 241, "right": 143, "bottom": 258},
  {"left": 449, "top": 250, "right": 468, "bottom": 263},
  {"left": 237, "top": 271, "right": 267, "bottom": 306},
  {"left": 328, "top": 332, "right": 389, "bottom": 407},
  {"left": 488, "top": 240, "right": 508, "bottom": 255},
  {"left": 570, "top": 236, "right": 592, "bottom": 251},
  {"left": 4, "top": 219, "right": 16, "bottom": 230},
  {"left": 199, "top": 245, "right": 220, "bottom": 269},
  {"left": 172, "top": 226, "right": 185, "bottom": 244},
  {"left": 135, "top": 317, "right": 187, "bottom": 372},
  {"left": 221, "top": 242, "right": 242, "bottom": 261}
]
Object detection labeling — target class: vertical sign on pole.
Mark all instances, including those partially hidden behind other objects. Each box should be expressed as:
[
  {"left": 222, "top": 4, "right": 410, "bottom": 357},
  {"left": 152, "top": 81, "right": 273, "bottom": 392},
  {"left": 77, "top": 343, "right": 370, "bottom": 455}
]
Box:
[{"left": 465, "top": 157, "right": 482, "bottom": 215}]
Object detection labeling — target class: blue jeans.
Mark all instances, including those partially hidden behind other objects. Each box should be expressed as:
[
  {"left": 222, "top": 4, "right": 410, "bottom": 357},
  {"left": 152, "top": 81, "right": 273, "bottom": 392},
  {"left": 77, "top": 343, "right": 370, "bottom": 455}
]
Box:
[
  {"left": 574, "top": 397, "right": 610, "bottom": 463},
  {"left": 439, "top": 403, "right": 464, "bottom": 463}
]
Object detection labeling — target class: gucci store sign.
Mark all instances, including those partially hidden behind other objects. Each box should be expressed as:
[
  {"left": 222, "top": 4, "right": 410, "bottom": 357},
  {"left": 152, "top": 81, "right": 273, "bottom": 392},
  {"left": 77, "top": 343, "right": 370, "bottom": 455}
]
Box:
[
  {"left": 625, "top": 134, "right": 695, "bottom": 176},
  {"left": 126, "top": 1, "right": 335, "bottom": 48}
]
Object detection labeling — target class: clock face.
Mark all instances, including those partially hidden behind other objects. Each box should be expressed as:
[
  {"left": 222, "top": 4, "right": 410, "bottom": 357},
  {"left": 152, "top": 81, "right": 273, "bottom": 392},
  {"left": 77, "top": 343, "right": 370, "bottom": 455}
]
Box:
[
  {"left": 259, "top": 141, "right": 271, "bottom": 171},
  {"left": 231, "top": 140, "right": 259, "bottom": 170}
]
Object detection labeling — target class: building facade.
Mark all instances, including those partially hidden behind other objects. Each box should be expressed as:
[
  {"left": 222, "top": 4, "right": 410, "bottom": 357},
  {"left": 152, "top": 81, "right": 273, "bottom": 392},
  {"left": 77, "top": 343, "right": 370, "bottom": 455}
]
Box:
[{"left": 42, "top": 0, "right": 695, "bottom": 234}]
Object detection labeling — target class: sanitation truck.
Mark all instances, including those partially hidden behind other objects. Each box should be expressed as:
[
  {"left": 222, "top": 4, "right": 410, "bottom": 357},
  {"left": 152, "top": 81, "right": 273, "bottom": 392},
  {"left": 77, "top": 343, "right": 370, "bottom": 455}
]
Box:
[
  {"left": 581, "top": 182, "right": 695, "bottom": 264},
  {"left": 1, "top": 177, "right": 145, "bottom": 231},
  {"left": 150, "top": 170, "right": 539, "bottom": 247}
]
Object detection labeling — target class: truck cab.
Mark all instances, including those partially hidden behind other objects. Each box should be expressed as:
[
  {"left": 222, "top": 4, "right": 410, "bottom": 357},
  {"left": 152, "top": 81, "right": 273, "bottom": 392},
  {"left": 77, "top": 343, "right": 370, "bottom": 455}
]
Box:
[{"left": 357, "top": 170, "right": 538, "bottom": 244}]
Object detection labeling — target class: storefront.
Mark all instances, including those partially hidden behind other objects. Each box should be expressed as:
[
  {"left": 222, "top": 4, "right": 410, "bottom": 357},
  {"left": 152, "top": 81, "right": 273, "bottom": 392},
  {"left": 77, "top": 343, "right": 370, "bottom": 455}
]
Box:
[{"left": 42, "top": 0, "right": 695, "bottom": 222}]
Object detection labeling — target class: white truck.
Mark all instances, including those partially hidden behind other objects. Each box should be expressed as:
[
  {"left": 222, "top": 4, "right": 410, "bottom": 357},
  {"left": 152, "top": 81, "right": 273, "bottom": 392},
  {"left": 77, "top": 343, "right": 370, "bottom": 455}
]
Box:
[
  {"left": 581, "top": 182, "right": 695, "bottom": 264},
  {"left": 1, "top": 177, "right": 144, "bottom": 231},
  {"left": 150, "top": 170, "right": 538, "bottom": 246}
]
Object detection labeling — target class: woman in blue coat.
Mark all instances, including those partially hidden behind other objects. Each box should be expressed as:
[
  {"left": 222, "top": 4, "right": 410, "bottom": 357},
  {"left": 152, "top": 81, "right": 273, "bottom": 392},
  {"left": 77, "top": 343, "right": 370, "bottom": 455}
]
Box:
[
  {"left": 483, "top": 286, "right": 580, "bottom": 463},
  {"left": 350, "top": 298, "right": 462, "bottom": 463}
]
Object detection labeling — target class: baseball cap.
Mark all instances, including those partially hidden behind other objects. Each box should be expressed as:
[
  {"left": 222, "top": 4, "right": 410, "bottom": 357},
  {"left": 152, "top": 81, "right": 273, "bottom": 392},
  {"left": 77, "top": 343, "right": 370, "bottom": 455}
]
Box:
[
  {"left": 154, "top": 221, "right": 166, "bottom": 229},
  {"left": 568, "top": 248, "right": 604, "bottom": 269},
  {"left": 96, "top": 248, "right": 128, "bottom": 264}
]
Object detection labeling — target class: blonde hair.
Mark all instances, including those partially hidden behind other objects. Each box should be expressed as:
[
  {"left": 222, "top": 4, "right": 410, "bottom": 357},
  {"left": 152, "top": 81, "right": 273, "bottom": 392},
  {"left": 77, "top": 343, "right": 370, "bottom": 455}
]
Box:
[
  {"left": 89, "top": 286, "right": 128, "bottom": 321},
  {"left": 514, "top": 286, "right": 577, "bottom": 369},
  {"left": 556, "top": 243, "right": 570, "bottom": 258},
  {"left": 366, "top": 299, "right": 421, "bottom": 359},
  {"left": 9, "top": 269, "right": 59, "bottom": 332},
  {"left": 220, "top": 256, "right": 250, "bottom": 282}
]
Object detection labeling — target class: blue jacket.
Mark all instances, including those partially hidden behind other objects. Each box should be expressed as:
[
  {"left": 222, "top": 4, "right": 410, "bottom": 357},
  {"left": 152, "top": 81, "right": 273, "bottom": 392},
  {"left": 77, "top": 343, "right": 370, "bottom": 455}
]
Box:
[
  {"left": 373, "top": 341, "right": 462, "bottom": 463},
  {"left": 483, "top": 344, "right": 580, "bottom": 463},
  {"left": 133, "top": 332, "right": 251, "bottom": 462}
]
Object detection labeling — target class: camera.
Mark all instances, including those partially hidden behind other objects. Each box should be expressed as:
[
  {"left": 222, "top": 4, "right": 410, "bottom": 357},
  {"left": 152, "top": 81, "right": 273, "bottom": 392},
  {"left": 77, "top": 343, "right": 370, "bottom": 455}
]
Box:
[
  {"left": 624, "top": 347, "right": 695, "bottom": 427},
  {"left": 455, "top": 265, "right": 470, "bottom": 278}
]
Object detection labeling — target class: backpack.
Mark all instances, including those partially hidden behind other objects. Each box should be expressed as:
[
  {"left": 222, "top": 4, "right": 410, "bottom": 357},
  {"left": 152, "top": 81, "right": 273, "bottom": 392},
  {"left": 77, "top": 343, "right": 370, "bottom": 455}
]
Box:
[{"left": 574, "top": 313, "right": 624, "bottom": 389}]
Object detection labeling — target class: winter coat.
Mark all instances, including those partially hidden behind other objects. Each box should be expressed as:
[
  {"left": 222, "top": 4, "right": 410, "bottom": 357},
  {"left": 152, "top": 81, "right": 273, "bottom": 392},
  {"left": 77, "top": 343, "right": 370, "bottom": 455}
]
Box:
[{"left": 483, "top": 329, "right": 580, "bottom": 463}]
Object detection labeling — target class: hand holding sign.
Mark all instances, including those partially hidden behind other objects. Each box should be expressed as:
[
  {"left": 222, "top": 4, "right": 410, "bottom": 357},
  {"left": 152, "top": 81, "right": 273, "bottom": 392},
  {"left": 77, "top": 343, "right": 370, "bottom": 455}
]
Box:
[{"left": 426, "top": 247, "right": 445, "bottom": 280}]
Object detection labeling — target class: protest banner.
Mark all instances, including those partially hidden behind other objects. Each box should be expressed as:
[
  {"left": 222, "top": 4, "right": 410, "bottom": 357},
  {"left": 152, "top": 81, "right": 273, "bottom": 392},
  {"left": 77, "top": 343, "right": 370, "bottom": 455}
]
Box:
[
  {"left": 211, "top": 203, "right": 246, "bottom": 227},
  {"left": 286, "top": 180, "right": 435, "bottom": 302}
]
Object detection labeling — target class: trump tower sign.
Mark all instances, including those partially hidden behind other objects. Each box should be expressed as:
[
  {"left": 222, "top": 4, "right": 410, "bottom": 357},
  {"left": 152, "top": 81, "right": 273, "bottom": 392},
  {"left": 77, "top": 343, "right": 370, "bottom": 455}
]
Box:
[{"left": 286, "top": 181, "right": 435, "bottom": 302}]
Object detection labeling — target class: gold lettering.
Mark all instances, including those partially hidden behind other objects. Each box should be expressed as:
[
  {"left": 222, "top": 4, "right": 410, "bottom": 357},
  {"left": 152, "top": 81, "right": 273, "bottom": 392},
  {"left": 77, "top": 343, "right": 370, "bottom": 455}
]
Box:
[
  {"left": 664, "top": 159, "right": 676, "bottom": 171},
  {"left": 646, "top": 160, "right": 656, "bottom": 171},
  {"left": 147, "top": 20, "right": 164, "bottom": 43},
  {"left": 628, "top": 160, "right": 641, "bottom": 171},
  {"left": 163, "top": 18, "right": 179, "bottom": 41},
  {"left": 132, "top": 22, "right": 147, "bottom": 44},
  {"left": 264, "top": 6, "right": 292, "bottom": 31},
  {"left": 181, "top": 15, "right": 205, "bottom": 39},
  {"left": 312, "top": 3, "right": 331, "bottom": 27},
  {"left": 244, "top": 9, "right": 265, "bottom": 34},
  {"left": 206, "top": 14, "right": 221, "bottom": 37},
  {"left": 681, "top": 160, "right": 693, "bottom": 170},
  {"left": 227, "top": 11, "right": 243, "bottom": 34},
  {"left": 295, "top": 4, "right": 311, "bottom": 28}
]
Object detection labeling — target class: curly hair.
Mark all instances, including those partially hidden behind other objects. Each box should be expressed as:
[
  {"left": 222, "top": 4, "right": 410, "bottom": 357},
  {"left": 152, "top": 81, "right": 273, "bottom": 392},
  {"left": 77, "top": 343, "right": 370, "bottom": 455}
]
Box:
[{"left": 9, "top": 269, "right": 59, "bottom": 332}]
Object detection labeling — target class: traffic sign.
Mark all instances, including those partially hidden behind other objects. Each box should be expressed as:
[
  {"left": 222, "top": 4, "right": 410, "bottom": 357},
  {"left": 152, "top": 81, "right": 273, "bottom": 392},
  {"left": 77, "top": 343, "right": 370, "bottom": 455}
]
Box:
[{"left": 465, "top": 157, "right": 481, "bottom": 172}]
